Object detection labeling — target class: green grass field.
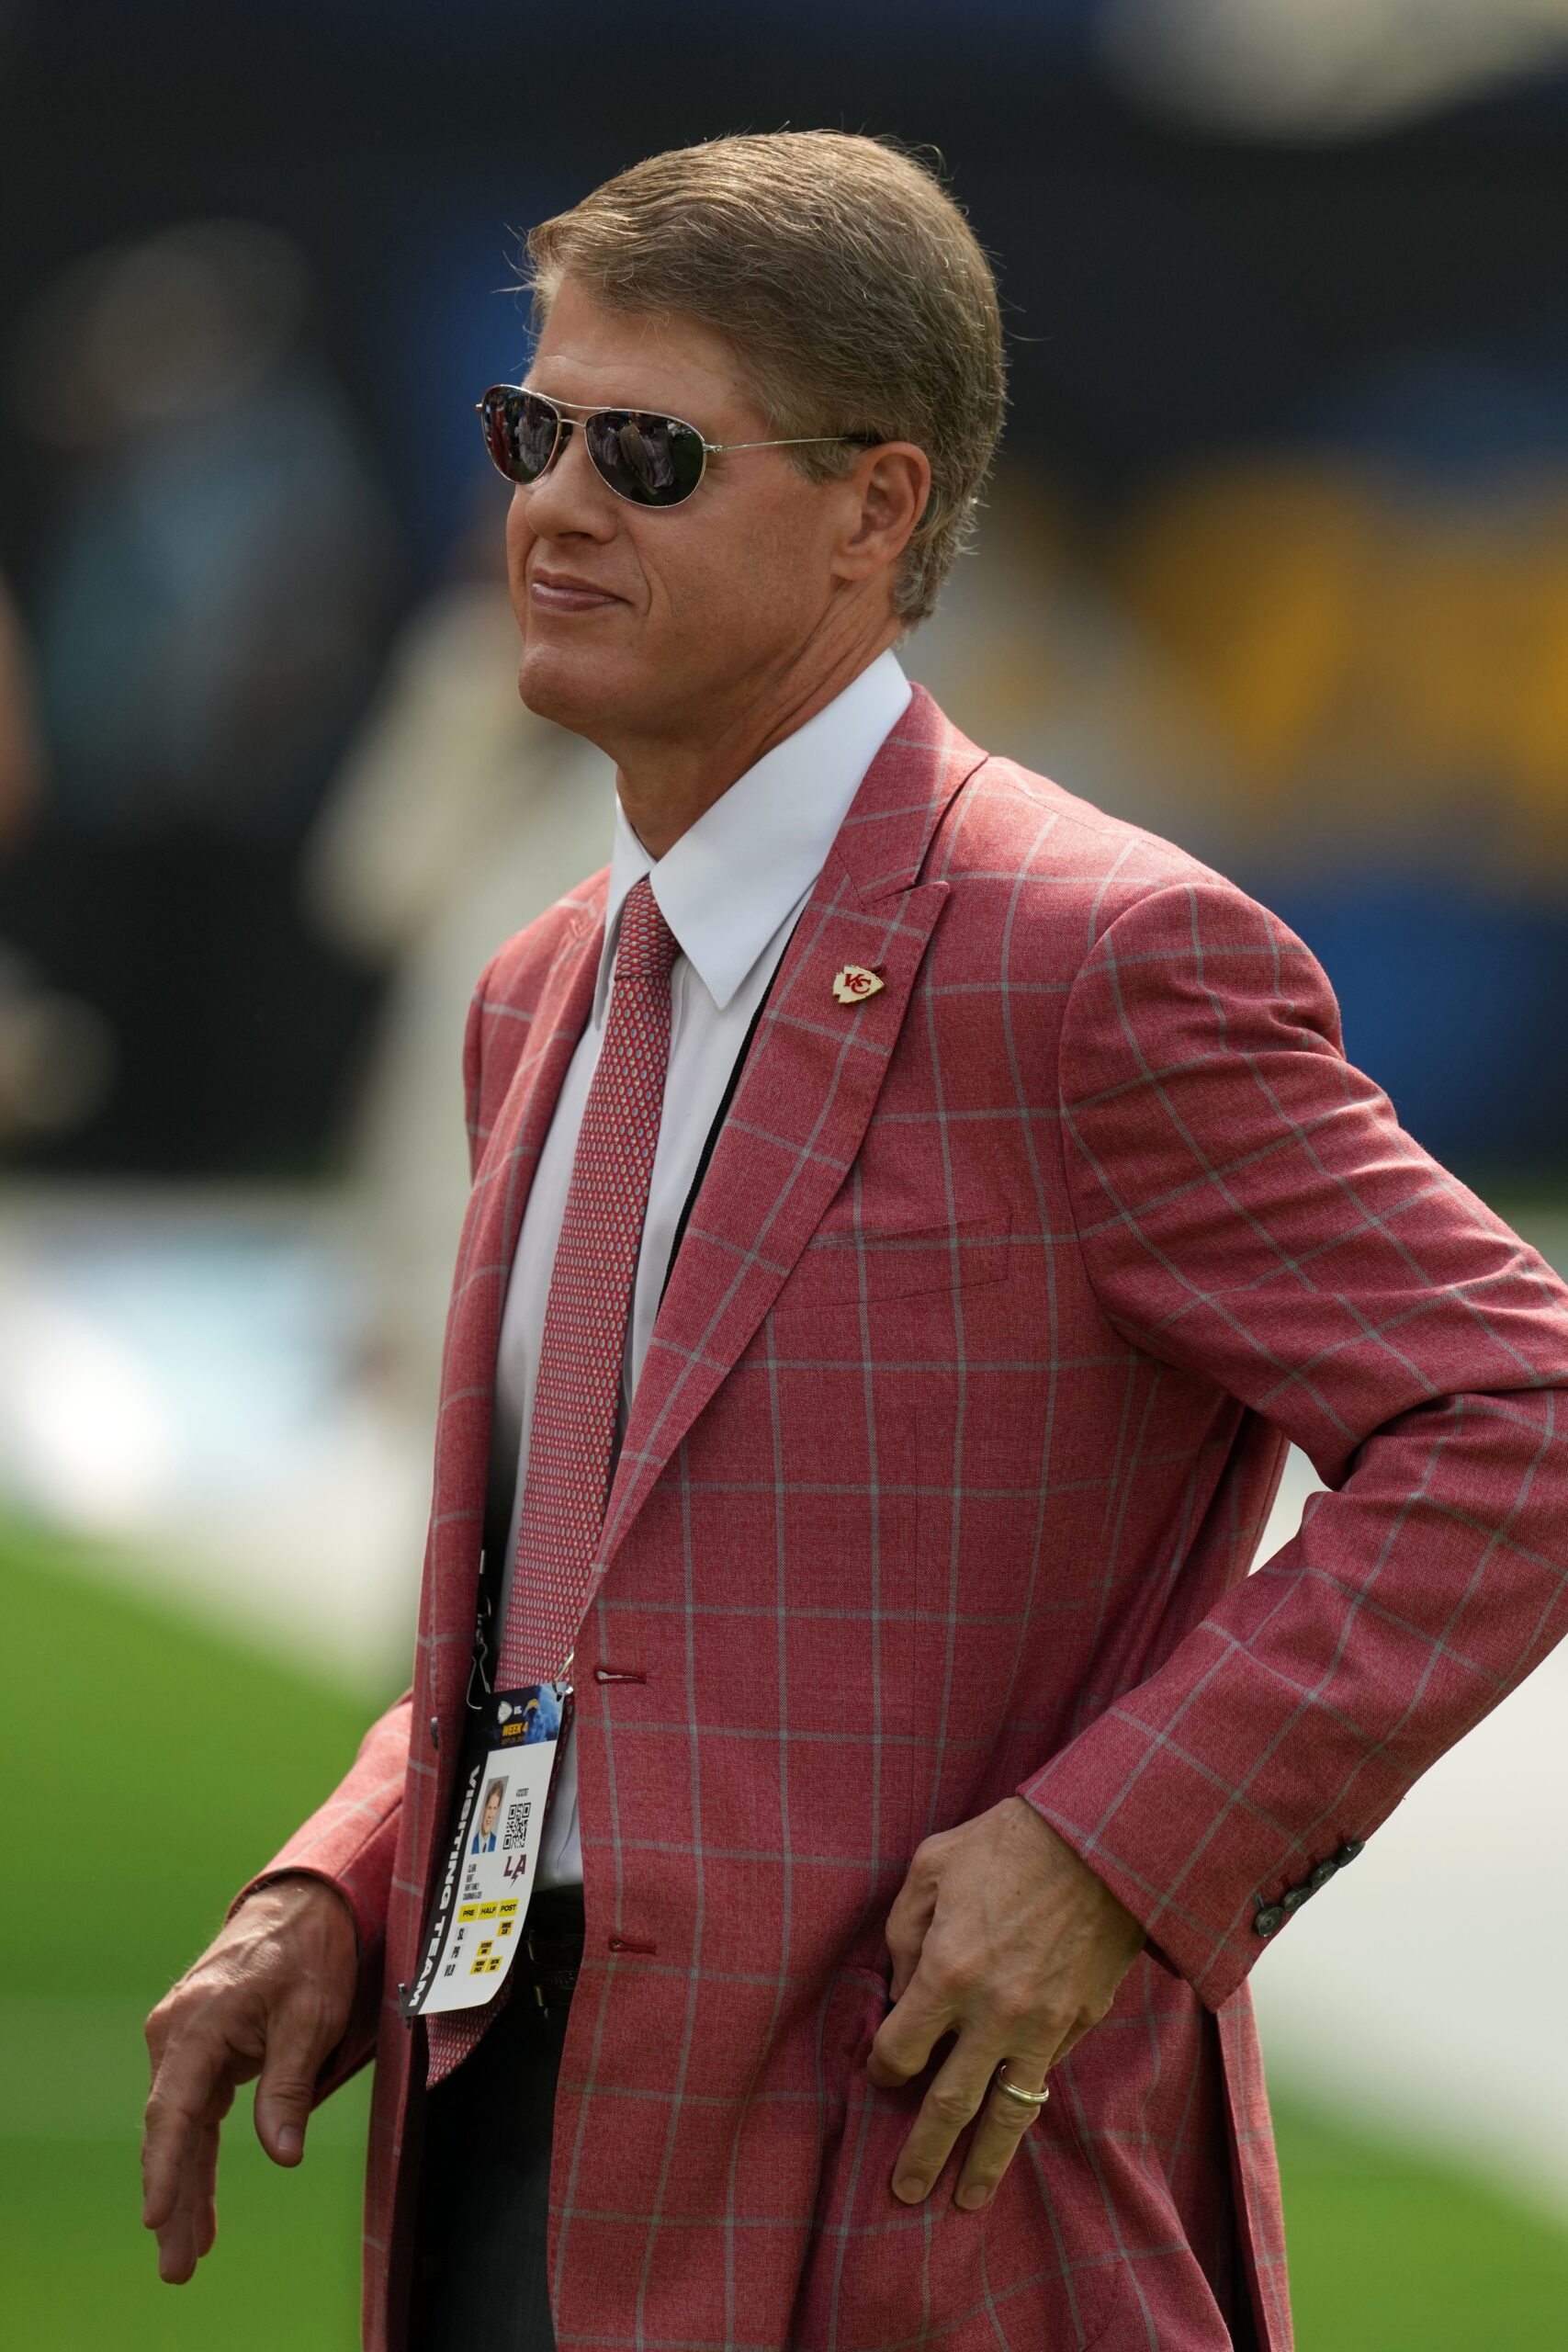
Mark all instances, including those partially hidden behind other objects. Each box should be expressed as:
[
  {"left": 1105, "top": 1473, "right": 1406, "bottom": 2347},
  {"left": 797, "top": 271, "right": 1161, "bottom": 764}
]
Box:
[{"left": 5, "top": 1529, "right": 1566, "bottom": 2349}]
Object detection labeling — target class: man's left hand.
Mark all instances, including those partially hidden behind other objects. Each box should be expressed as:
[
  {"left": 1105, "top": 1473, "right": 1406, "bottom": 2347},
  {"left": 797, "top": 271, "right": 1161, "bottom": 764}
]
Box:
[{"left": 869, "top": 1796, "right": 1146, "bottom": 2211}]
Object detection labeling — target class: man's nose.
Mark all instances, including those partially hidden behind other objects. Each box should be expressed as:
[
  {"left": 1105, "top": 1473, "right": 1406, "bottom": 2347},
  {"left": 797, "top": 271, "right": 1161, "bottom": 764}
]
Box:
[{"left": 523, "top": 419, "right": 617, "bottom": 538}]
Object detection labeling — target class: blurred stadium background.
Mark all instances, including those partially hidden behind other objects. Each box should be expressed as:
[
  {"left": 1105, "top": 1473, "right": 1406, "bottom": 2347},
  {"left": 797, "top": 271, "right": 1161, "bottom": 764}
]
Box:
[{"left": 4, "top": 3, "right": 1568, "bottom": 2344}]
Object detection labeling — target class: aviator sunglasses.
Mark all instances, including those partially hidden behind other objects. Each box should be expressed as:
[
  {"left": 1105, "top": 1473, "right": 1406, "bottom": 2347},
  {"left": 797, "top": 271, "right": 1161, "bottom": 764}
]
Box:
[{"left": 477, "top": 383, "right": 874, "bottom": 509}]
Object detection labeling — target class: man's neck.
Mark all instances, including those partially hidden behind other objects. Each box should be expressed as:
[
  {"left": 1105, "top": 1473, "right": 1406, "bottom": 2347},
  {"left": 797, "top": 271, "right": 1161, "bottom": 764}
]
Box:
[{"left": 612, "top": 622, "right": 900, "bottom": 860}]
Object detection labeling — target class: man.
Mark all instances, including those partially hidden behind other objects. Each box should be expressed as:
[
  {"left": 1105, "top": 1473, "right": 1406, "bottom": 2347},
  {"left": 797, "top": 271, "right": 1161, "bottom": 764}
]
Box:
[{"left": 141, "top": 133, "right": 1568, "bottom": 2352}]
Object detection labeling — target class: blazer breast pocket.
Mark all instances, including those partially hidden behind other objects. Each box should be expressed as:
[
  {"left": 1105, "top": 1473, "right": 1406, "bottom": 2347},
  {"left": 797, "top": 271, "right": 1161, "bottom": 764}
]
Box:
[{"left": 773, "top": 1209, "right": 1014, "bottom": 1317}]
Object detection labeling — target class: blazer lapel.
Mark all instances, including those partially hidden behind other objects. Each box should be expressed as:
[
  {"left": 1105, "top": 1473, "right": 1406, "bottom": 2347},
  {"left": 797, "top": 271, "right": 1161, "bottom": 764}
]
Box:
[
  {"left": 430, "top": 909, "right": 603, "bottom": 1619},
  {"left": 596, "top": 686, "right": 986, "bottom": 1577}
]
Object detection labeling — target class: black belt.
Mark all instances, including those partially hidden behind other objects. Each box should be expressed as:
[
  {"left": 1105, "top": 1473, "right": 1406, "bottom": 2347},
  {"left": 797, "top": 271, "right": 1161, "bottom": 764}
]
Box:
[{"left": 515, "top": 1883, "right": 585, "bottom": 2017}]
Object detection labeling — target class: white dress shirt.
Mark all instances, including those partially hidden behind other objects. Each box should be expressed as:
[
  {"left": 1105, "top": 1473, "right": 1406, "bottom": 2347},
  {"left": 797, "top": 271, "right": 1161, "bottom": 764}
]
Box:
[{"left": 486, "top": 650, "right": 912, "bottom": 1886}]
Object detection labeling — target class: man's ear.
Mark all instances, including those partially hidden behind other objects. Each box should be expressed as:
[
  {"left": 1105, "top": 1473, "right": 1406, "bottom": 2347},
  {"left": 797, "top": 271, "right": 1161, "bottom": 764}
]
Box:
[{"left": 832, "top": 443, "right": 932, "bottom": 584}]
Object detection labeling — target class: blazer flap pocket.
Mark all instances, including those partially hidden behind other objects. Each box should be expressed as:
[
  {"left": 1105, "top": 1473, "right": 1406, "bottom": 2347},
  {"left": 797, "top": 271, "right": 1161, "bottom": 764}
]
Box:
[{"left": 777, "top": 1210, "right": 1014, "bottom": 1311}]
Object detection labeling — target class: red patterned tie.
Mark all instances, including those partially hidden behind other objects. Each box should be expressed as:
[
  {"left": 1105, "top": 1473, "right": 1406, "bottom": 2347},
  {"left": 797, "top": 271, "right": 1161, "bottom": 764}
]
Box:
[
  {"left": 500, "top": 871, "right": 679, "bottom": 1683},
  {"left": 427, "top": 874, "right": 678, "bottom": 2084}
]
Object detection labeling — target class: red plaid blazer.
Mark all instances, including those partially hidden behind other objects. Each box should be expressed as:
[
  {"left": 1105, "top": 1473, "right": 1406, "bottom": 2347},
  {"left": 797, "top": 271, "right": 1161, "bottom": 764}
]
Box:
[{"left": 253, "top": 687, "right": 1568, "bottom": 2351}]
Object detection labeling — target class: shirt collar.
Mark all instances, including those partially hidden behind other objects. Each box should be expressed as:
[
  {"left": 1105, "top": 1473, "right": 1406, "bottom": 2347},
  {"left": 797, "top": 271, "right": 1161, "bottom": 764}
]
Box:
[{"left": 595, "top": 649, "right": 911, "bottom": 1020}]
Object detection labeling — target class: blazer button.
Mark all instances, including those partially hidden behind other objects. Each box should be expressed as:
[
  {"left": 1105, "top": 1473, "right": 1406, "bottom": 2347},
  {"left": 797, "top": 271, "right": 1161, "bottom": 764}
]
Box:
[
  {"left": 1335, "top": 1838, "right": 1365, "bottom": 1865},
  {"left": 1253, "top": 1904, "right": 1287, "bottom": 1938},
  {"left": 429, "top": 1714, "right": 440, "bottom": 1751},
  {"left": 1280, "top": 1887, "right": 1311, "bottom": 1913},
  {"left": 1308, "top": 1859, "right": 1338, "bottom": 1893}
]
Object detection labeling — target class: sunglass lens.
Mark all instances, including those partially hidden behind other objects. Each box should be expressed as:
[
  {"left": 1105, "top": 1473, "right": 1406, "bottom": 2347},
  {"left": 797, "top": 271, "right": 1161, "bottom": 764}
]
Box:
[
  {"left": 583, "top": 411, "right": 705, "bottom": 506},
  {"left": 482, "top": 390, "right": 559, "bottom": 484}
]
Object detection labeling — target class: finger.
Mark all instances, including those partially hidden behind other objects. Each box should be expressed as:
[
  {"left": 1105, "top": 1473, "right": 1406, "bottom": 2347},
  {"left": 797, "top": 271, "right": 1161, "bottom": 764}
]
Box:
[
  {"left": 888, "top": 2035, "right": 1001, "bottom": 2205},
  {"left": 883, "top": 1891, "right": 929, "bottom": 2002},
  {"left": 1050, "top": 2017, "right": 1091, "bottom": 2065},
  {"left": 953, "top": 2059, "right": 1051, "bottom": 2211},
  {"left": 144, "top": 2003, "right": 171, "bottom": 2074},
  {"left": 883, "top": 1841, "right": 940, "bottom": 1997},
  {"left": 193, "top": 2116, "right": 221, "bottom": 2259},
  {"left": 866, "top": 1965, "right": 953, "bottom": 2092},
  {"left": 141, "top": 2031, "right": 232, "bottom": 2231},
  {"left": 253, "top": 1990, "right": 335, "bottom": 2165},
  {"left": 158, "top": 2073, "right": 236, "bottom": 2279},
  {"left": 155, "top": 2127, "right": 208, "bottom": 2285}
]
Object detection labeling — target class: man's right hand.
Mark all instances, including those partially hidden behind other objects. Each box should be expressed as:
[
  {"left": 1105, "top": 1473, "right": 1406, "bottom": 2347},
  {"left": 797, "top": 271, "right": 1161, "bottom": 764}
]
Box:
[{"left": 141, "top": 1875, "right": 358, "bottom": 2284}]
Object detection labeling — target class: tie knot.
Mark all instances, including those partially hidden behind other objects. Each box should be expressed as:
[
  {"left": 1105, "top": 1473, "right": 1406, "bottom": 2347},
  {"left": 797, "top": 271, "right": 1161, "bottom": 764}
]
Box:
[{"left": 615, "top": 875, "right": 679, "bottom": 983}]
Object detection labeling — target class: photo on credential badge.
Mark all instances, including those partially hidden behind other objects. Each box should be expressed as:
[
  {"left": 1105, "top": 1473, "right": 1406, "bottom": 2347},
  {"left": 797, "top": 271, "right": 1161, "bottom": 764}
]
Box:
[{"left": 469, "top": 1777, "right": 506, "bottom": 1855}]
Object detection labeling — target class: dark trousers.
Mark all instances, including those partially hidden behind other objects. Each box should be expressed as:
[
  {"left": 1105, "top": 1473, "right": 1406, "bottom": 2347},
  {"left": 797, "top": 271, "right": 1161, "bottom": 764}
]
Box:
[{"left": 410, "top": 1898, "right": 583, "bottom": 2352}]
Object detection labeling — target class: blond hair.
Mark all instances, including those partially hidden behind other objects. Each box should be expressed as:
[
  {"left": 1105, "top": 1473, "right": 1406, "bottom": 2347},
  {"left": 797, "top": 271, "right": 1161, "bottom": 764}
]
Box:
[{"left": 525, "top": 131, "right": 1006, "bottom": 626}]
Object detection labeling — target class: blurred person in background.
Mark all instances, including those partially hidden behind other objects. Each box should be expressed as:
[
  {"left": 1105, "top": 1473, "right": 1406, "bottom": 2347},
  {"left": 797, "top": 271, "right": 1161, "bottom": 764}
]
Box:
[
  {"left": 140, "top": 131, "right": 1568, "bottom": 2352},
  {"left": 0, "top": 564, "right": 111, "bottom": 1145},
  {"left": 304, "top": 496, "right": 614, "bottom": 1426},
  {"left": 0, "top": 219, "right": 397, "bottom": 1174}
]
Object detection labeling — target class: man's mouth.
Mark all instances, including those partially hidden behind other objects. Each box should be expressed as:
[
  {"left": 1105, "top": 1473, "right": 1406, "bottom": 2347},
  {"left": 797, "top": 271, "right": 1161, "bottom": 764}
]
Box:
[{"left": 530, "top": 571, "right": 626, "bottom": 614}]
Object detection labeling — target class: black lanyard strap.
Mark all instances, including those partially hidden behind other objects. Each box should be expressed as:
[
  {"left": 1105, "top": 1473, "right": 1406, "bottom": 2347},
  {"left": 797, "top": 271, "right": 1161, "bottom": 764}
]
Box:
[{"left": 659, "top": 924, "right": 796, "bottom": 1307}]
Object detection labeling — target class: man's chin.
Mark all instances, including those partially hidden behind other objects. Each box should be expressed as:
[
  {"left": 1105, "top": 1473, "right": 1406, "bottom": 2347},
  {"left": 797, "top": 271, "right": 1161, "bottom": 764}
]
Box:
[{"left": 517, "top": 648, "right": 623, "bottom": 739}]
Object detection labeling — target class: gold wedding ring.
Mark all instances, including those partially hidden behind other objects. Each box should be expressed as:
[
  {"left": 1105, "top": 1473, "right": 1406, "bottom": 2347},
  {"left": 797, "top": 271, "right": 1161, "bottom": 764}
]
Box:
[{"left": 995, "top": 2064, "right": 1051, "bottom": 2109}]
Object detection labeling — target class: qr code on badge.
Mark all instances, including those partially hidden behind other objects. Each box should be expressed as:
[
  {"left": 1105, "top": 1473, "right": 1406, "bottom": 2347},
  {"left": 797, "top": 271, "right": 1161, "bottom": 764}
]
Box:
[{"left": 503, "top": 1796, "right": 533, "bottom": 1851}]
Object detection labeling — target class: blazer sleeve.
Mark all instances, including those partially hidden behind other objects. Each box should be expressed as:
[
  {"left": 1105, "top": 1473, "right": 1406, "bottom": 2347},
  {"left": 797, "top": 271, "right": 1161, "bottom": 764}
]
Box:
[
  {"left": 225, "top": 951, "right": 504, "bottom": 2087},
  {"left": 229, "top": 1694, "right": 412, "bottom": 2091},
  {"left": 1017, "top": 876, "right": 1568, "bottom": 2012}
]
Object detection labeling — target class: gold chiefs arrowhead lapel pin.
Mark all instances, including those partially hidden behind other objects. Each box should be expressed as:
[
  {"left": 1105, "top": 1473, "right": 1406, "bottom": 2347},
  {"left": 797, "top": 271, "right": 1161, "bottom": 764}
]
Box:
[{"left": 831, "top": 964, "right": 886, "bottom": 1005}]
